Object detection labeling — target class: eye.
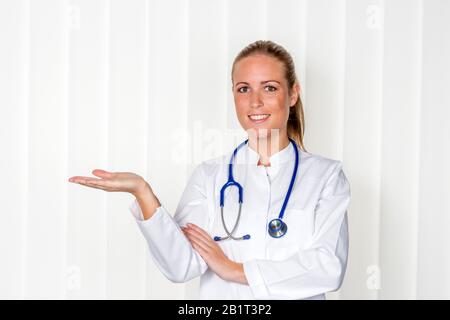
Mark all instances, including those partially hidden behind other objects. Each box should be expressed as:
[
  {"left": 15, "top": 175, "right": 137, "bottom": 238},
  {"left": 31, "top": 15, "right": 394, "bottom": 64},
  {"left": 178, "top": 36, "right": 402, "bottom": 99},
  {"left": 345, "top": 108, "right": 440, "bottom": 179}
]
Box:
[
  {"left": 237, "top": 86, "right": 249, "bottom": 93},
  {"left": 265, "top": 85, "right": 277, "bottom": 92}
]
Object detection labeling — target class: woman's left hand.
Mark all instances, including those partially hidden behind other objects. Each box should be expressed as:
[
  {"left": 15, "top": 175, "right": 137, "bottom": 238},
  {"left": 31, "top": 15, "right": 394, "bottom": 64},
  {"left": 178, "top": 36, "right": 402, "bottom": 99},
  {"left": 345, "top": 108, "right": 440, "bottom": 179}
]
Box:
[{"left": 181, "top": 223, "right": 245, "bottom": 284}]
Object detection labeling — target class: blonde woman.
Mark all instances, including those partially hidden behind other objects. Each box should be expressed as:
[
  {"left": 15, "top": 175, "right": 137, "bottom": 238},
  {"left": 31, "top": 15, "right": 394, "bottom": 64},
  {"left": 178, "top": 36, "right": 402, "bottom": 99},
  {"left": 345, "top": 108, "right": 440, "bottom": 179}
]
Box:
[{"left": 69, "top": 40, "right": 350, "bottom": 300}]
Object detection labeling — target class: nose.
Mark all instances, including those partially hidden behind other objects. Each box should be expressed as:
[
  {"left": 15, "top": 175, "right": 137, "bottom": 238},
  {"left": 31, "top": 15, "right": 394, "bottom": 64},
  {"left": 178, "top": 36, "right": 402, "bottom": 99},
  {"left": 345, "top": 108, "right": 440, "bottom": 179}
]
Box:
[{"left": 249, "top": 90, "right": 263, "bottom": 109}]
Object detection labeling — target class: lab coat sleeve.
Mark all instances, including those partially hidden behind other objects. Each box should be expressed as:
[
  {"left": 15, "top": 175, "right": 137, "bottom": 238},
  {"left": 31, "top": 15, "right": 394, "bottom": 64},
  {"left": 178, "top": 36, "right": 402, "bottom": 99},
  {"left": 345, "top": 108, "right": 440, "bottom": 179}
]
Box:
[
  {"left": 242, "top": 161, "right": 351, "bottom": 299},
  {"left": 128, "top": 163, "right": 209, "bottom": 283}
]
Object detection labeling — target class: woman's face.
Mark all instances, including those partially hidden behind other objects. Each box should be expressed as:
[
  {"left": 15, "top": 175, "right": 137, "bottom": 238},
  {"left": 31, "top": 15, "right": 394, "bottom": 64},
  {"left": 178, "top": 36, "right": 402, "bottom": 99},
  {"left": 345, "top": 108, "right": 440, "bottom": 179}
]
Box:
[{"left": 232, "top": 54, "right": 299, "bottom": 140}]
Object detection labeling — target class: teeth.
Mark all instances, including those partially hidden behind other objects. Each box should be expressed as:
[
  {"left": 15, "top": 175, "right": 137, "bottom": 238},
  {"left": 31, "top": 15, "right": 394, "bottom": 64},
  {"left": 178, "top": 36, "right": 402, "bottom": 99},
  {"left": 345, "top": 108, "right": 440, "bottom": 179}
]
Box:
[{"left": 249, "top": 114, "right": 270, "bottom": 120}]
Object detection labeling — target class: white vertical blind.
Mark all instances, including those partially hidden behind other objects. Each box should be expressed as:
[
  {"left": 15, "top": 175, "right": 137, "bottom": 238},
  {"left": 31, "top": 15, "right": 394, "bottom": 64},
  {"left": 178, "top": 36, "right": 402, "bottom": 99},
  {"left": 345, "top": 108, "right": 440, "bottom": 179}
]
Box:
[
  {"left": 66, "top": 0, "right": 109, "bottom": 299},
  {"left": 145, "top": 0, "right": 190, "bottom": 300},
  {"left": 341, "top": 0, "right": 385, "bottom": 300},
  {"left": 417, "top": 0, "right": 450, "bottom": 299},
  {"left": 0, "top": 0, "right": 449, "bottom": 299},
  {"left": 379, "top": 0, "right": 422, "bottom": 299}
]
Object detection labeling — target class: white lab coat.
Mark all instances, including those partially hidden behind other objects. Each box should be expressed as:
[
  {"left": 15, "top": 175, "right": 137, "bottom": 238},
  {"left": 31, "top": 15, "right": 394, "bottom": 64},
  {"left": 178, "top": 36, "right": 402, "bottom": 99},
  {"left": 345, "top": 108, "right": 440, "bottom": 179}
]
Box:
[{"left": 129, "top": 141, "right": 350, "bottom": 300}]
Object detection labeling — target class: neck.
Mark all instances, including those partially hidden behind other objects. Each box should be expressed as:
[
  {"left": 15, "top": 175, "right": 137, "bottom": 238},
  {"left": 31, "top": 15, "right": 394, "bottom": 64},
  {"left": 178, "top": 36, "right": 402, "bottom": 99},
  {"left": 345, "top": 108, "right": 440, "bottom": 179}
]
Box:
[{"left": 247, "top": 133, "right": 290, "bottom": 167}]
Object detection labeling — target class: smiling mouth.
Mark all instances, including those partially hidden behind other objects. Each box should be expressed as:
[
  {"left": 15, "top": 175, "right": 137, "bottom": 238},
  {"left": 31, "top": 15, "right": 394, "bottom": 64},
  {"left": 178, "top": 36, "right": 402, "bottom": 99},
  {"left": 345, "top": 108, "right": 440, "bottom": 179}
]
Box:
[{"left": 248, "top": 114, "right": 270, "bottom": 123}]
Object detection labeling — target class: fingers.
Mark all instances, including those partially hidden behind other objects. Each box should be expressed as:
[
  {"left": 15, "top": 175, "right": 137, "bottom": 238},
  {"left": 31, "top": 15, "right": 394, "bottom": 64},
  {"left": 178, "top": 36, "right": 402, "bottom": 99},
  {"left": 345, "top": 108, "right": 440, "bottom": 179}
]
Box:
[
  {"left": 83, "top": 181, "right": 109, "bottom": 191},
  {"left": 84, "top": 179, "right": 109, "bottom": 189},
  {"left": 186, "top": 223, "right": 212, "bottom": 239},
  {"left": 181, "top": 224, "right": 213, "bottom": 250},
  {"left": 92, "top": 169, "right": 115, "bottom": 179},
  {"left": 68, "top": 175, "right": 113, "bottom": 191},
  {"left": 68, "top": 176, "right": 99, "bottom": 184},
  {"left": 182, "top": 229, "right": 210, "bottom": 253}
]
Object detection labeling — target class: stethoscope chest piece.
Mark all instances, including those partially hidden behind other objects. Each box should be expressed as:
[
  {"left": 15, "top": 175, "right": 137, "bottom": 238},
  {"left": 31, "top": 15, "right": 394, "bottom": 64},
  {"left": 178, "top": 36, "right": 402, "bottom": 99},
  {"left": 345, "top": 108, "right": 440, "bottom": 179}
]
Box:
[{"left": 268, "top": 218, "right": 288, "bottom": 238}]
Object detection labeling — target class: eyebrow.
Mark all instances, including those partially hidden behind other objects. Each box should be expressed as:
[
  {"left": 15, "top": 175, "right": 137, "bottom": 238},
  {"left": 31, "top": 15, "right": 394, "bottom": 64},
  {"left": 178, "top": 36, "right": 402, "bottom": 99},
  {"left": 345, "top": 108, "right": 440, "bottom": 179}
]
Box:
[{"left": 235, "top": 80, "right": 281, "bottom": 86}]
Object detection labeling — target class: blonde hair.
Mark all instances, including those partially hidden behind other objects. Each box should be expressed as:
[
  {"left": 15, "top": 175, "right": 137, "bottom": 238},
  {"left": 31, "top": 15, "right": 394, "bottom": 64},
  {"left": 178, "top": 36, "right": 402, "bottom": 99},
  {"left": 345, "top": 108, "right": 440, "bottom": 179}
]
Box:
[{"left": 231, "top": 40, "right": 307, "bottom": 152}]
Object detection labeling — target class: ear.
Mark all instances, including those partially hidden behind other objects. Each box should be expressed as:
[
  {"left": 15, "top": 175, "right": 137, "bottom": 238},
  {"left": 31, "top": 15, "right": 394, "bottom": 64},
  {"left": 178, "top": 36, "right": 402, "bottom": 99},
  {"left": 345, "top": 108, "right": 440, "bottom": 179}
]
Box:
[{"left": 290, "top": 83, "right": 300, "bottom": 106}]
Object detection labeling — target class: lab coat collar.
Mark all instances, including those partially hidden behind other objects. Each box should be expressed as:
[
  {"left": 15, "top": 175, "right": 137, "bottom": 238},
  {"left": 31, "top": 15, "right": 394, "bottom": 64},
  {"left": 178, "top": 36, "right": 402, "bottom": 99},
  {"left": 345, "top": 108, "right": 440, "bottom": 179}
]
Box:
[{"left": 234, "top": 140, "right": 295, "bottom": 167}]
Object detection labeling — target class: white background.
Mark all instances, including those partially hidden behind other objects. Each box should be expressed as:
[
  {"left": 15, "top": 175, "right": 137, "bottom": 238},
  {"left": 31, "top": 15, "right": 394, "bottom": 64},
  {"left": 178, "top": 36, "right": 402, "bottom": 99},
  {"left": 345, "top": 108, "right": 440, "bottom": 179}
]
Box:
[{"left": 0, "top": 0, "right": 449, "bottom": 299}]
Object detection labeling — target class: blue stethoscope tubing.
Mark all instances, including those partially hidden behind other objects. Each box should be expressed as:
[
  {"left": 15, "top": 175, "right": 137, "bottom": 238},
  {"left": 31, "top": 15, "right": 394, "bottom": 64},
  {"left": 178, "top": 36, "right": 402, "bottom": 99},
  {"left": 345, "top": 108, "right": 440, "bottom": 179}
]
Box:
[{"left": 214, "top": 137, "right": 300, "bottom": 241}]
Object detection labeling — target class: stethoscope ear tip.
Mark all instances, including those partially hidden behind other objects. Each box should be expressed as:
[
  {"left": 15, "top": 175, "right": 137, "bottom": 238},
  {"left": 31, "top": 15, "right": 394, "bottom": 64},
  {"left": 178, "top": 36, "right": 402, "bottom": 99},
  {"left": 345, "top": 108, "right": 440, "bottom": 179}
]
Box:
[
  {"left": 213, "top": 236, "right": 221, "bottom": 241},
  {"left": 243, "top": 234, "right": 251, "bottom": 240}
]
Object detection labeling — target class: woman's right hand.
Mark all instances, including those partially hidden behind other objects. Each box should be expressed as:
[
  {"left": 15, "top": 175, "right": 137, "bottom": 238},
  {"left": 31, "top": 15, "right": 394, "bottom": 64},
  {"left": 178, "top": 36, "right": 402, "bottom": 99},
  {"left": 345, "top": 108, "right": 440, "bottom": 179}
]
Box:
[{"left": 68, "top": 169, "right": 150, "bottom": 197}]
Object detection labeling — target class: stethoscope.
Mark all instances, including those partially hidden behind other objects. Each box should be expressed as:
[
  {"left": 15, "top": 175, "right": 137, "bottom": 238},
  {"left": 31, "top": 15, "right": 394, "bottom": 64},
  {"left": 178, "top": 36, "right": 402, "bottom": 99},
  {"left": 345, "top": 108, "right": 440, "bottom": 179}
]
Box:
[{"left": 213, "top": 137, "right": 299, "bottom": 241}]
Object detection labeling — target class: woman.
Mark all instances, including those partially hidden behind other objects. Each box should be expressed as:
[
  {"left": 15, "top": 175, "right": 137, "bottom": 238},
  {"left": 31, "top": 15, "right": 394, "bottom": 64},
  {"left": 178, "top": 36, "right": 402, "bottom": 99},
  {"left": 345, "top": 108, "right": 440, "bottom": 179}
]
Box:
[{"left": 68, "top": 40, "right": 351, "bottom": 300}]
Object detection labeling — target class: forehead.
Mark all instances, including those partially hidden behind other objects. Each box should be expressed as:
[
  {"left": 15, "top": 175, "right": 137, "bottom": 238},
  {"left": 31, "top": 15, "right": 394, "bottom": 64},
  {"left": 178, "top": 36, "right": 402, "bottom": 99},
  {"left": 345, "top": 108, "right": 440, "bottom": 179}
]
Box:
[{"left": 233, "top": 54, "right": 285, "bottom": 82}]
